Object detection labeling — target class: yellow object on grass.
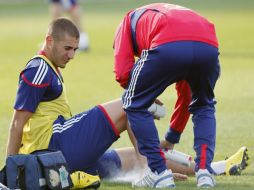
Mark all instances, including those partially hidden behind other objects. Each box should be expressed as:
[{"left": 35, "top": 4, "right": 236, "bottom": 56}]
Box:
[{"left": 71, "top": 171, "right": 100, "bottom": 189}]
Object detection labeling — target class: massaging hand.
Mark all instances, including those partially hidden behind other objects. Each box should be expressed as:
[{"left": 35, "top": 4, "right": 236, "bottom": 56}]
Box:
[
  {"left": 160, "top": 139, "right": 175, "bottom": 150},
  {"left": 173, "top": 173, "right": 188, "bottom": 181},
  {"left": 154, "top": 99, "right": 163, "bottom": 106},
  {"left": 149, "top": 99, "right": 166, "bottom": 120}
]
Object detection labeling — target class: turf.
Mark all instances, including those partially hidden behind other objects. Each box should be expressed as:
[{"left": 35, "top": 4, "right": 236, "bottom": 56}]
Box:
[{"left": 0, "top": 0, "right": 253, "bottom": 189}]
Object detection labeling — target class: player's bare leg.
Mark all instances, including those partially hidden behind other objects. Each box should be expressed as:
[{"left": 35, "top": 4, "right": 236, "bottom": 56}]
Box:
[{"left": 100, "top": 99, "right": 127, "bottom": 134}]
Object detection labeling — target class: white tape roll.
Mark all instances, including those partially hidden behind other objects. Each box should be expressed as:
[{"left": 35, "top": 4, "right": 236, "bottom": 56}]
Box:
[
  {"left": 148, "top": 103, "right": 166, "bottom": 118},
  {"left": 163, "top": 149, "right": 192, "bottom": 167}
]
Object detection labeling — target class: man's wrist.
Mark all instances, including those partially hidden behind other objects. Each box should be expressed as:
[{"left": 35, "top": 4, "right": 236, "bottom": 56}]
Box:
[{"left": 165, "top": 128, "right": 181, "bottom": 144}]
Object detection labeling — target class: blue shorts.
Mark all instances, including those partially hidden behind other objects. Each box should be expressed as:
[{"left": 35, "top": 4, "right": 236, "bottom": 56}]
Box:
[
  {"left": 48, "top": 105, "right": 120, "bottom": 173},
  {"left": 49, "top": 0, "right": 77, "bottom": 10}
]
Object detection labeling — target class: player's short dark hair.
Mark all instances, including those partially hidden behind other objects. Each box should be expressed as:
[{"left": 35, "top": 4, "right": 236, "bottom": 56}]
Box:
[{"left": 48, "top": 17, "right": 80, "bottom": 41}]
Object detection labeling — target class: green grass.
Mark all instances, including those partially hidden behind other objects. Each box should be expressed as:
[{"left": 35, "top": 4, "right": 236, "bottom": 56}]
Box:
[{"left": 0, "top": 0, "right": 253, "bottom": 189}]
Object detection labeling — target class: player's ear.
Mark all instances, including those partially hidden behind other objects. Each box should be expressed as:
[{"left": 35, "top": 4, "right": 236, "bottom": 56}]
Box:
[{"left": 45, "top": 35, "right": 53, "bottom": 47}]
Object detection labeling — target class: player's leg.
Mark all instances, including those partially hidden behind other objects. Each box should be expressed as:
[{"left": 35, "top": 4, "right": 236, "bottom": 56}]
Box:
[
  {"left": 116, "top": 147, "right": 190, "bottom": 179},
  {"left": 49, "top": 0, "right": 64, "bottom": 19},
  {"left": 48, "top": 104, "right": 122, "bottom": 172},
  {"left": 50, "top": 0, "right": 81, "bottom": 30},
  {"left": 47, "top": 99, "right": 126, "bottom": 189},
  {"left": 100, "top": 99, "right": 128, "bottom": 134},
  {"left": 211, "top": 146, "right": 249, "bottom": 175},
  {"left": 49, "top": 98, "right": 162, "bottom": 172},
  {"left": 186, "top": 42, "right": 220, "bottom": 188},
  {"left": 67, "top": 1, "right": 90, "bottom": 50},
  {"left": 66, "top": 0, "right": 83, "bottom": 32},
  {"left": 121, "top": 50, "right": 178, "bottom": 188},
  {"left": 94, "top": 146, "right": 249, "bottom": 181},
  {"left": 92, "top": 147, "right": 188, "bottom": 181},
  {"left": 164, "top": 147, "right": 249, "bottom": 176}
]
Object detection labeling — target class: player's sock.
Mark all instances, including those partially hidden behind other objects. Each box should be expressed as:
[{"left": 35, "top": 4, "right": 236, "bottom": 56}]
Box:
[
  {"left": 96, "top": 149, "right": 122, "bottom": 178},
  {"left": 211, "top": 161, "right": 226, "bottom": 175}
]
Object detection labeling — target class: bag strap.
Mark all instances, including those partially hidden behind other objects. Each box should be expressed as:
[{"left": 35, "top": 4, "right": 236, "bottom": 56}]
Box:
[
  {"left": 0, "top": 166, "right": 7, "bottom": 186},
  {"left": 130, "top": 8, "right": 161, "bottom": 54},
  {"left": 130, "top": 8, "right": 148, "bottom": 54},
  {"left": 17, "top": 166, "right": 26, "bottom": 190},
  {"left": 30, "top": 149, "right": 57, "bottom": 155}
]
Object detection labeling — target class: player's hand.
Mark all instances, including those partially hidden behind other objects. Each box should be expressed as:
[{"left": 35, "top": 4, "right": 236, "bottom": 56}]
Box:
[
  {"left": 160, "top": 139, "right": 174, "bottom": 150},
  {"left": 148, "top": 100, "right": 166, "bottom": 120},
  {"left": 153, "top": 114, "right": 161, "bottom": 120},
  {"left": 154, "top": 99, "right": 164, "bottom": 106},
  {"left": 173, "top": 173, "right": 188, "bottom": 181}
]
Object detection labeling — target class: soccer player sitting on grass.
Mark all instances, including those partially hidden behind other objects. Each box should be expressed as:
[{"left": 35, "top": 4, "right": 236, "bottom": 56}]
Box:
[{"left": 5, "top": 18, "right": 249, "bottom": 189}]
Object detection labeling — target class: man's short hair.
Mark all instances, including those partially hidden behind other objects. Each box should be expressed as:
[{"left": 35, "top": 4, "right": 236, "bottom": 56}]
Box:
[{"left": 48, "top": 18, "right": 80, "bottom": 41}]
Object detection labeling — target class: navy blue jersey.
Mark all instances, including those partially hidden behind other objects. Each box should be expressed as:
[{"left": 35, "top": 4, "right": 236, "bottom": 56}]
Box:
[{"left": 14, "top": 58, "right": 63, "bottom": 113}]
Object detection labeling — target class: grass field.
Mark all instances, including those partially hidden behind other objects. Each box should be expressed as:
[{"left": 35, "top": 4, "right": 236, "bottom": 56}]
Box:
[{"left": 0, "top": 0, "right": 253, "bottom": 189}]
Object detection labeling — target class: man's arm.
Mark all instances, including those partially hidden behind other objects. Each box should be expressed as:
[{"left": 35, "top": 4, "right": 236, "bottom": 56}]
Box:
[
  {"left": 162, "top": 81, "right": 191, "bottom": 149},
  {"left": 170, "top": 81, "right": 191, "bottom": 133},
  {"left": 113, "top": 11, "right": 135, "bottom": 88},
  {"left": 6, "top": 110, "right": 33, "bottom": 156}
]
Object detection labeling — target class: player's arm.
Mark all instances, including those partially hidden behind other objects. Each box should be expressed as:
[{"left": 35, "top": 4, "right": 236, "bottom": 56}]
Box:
[
  {"left": 6, "top": 110, "right": 33, "bottom": 156},
  {"left": 6, "top": 58, "right": 51, "bottom": 156},
  {"left": 113, "top": 11, "right": 135, "bottom": 89},
  {"left": 162, "top": 81, "right": 191, "bottom": 149}
]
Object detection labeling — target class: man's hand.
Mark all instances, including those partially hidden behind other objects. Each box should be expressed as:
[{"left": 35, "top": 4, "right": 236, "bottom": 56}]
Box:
[
  {"left": 148, "top": 99, "right": 166, "bottom": 120},
  {"left": 154, "top": 99, "right": 164, "bottom": 106},
  {"left": 160, "top": 139, "right": 174, "bottom": 150}
]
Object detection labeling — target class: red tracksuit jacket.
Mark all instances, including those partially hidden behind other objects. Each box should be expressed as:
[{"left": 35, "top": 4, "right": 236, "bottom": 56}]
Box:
[{"left": 113, "top": 3, "right": 218, "bottom": 140}]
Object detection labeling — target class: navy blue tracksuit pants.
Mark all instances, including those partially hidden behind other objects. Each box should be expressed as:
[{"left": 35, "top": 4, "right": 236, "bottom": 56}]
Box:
[{"left": 122, "top": 41, "right": 220, "bottom": 174}]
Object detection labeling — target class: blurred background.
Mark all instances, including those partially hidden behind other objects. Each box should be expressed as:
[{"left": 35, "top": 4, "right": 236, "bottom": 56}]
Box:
[{"left": 0, "top": 0, "right": 253, "bottom": 189}]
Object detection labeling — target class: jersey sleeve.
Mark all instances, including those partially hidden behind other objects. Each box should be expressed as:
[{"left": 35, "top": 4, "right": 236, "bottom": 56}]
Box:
[
  {"left": 165, "top": 81, "right": 191, "bottom": 144},
  {"left": 113, "top": 11, "right": 136, "bottom": 89},
  {"left": 14, "top": 59, "right": 51, "bottom": 113}
]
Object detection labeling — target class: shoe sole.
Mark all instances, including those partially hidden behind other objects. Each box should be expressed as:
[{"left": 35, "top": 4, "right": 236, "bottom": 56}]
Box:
[
  {"left": 229, "top": 147, "right": 249, "bottom": 175},
  {"left": 241, "top": 147, "right": 249, "bottom": 169},
  {"left": 197, "top": 173, "right": 216, "bottom": 188}
]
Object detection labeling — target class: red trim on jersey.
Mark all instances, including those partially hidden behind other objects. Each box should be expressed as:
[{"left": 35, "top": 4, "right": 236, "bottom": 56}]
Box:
[
  {"left": 21, "top": 73, "right": 49, "bottom": 88},
  {"left": 200, "top": 144, "right": 208, "bottom": 169},
  {"left": 98, "top": 105, "right": 120, "bottom": 137}
]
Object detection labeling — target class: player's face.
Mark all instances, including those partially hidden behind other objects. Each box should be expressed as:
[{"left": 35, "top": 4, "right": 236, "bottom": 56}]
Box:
[{"left": 51, "top": 34, "right": 79, "bottom": 68}]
